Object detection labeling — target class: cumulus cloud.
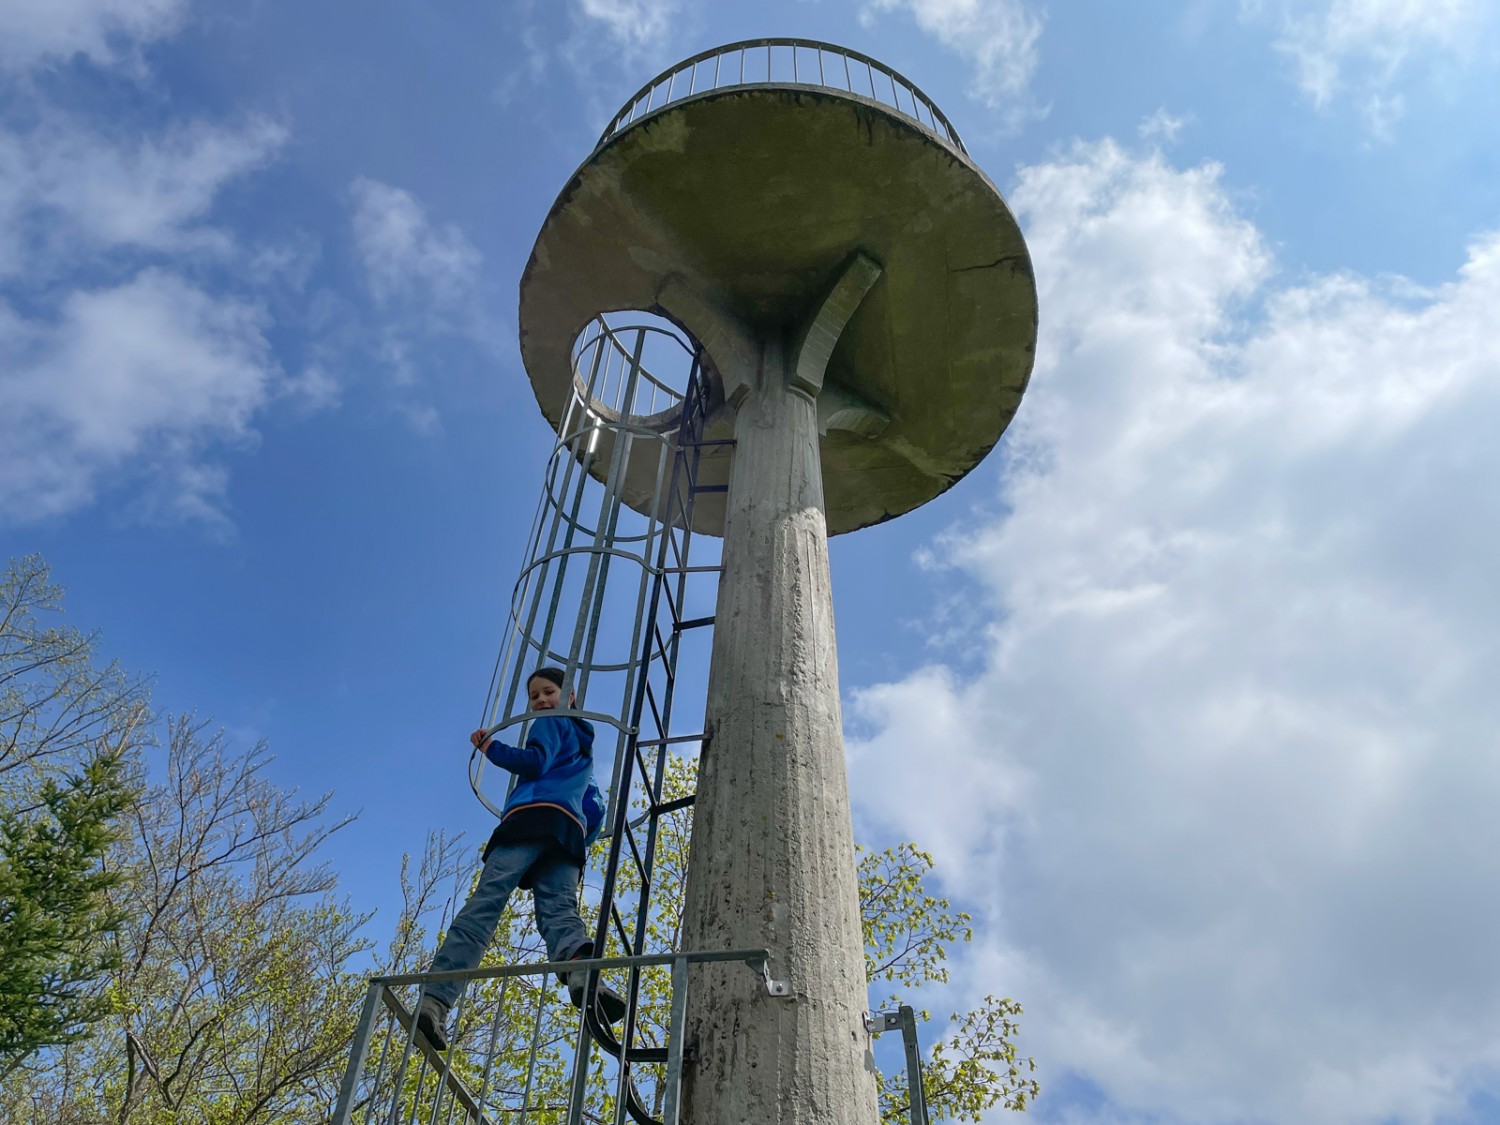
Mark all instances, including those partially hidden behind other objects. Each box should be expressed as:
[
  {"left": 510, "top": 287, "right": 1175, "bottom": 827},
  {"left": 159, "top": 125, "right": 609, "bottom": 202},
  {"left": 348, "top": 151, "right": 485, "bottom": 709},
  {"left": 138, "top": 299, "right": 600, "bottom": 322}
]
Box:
[
  {"left": 846, "top": 138, "right": 1500, "bottom": 1123},
  {"left": 0, "top": 116, "right": 287, "bottom": 275},
  {"left": 0, "top": 270, "right": 282, "bottom": 526},
  {"left": 1257, "top": 0, "right": 1486, "bottom": 133},
  {"left": 0, "top": 0, "right": 191, "bottom": 73},
  {"left": 862, "top": 0, "right": 1044, "bottom": 128}
]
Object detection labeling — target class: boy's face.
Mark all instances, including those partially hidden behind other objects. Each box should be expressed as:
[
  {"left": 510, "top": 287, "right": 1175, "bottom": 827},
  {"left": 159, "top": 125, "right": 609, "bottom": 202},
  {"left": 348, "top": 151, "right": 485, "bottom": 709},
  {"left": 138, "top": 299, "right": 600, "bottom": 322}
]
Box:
[{"left": 527, "top": 677, "right": 566, "bottom": 712}]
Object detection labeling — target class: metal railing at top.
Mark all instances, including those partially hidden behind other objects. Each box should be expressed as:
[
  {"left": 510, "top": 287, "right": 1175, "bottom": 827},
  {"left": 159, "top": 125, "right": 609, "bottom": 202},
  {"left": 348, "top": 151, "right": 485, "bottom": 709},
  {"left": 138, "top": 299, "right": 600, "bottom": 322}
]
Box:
[{"left": 597, "top": 38, "right": 966, "bottom": 155}]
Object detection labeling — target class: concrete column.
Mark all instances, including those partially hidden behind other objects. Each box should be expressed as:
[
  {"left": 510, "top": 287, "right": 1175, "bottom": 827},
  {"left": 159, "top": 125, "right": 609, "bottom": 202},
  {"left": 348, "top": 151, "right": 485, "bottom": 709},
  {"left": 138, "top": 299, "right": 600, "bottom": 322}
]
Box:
[{"left": 679, "top": 337, "right": 878, "bottom": 1125}]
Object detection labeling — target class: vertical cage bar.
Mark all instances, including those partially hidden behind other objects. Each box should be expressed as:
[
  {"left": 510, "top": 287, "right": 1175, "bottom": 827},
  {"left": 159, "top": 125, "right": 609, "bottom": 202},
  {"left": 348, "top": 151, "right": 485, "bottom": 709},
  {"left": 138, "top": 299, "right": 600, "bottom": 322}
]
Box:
[{"left": 331, "top": 983, "right": 383, "bottom": 1125}]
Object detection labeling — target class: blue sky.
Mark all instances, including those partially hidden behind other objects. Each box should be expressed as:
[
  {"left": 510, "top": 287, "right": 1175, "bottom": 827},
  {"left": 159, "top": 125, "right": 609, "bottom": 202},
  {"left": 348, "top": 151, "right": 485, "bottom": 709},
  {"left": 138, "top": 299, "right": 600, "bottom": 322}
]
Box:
[{"left": 3, "top": 1, "right": 1500, "bottom": 1122}]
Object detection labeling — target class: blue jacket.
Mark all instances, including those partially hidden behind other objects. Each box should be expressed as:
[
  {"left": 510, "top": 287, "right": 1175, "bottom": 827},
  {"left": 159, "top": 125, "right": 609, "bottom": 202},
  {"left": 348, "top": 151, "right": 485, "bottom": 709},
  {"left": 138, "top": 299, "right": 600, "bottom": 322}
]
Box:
[{"left": 484, "top": 714, "right": 607, "bottom": 846}]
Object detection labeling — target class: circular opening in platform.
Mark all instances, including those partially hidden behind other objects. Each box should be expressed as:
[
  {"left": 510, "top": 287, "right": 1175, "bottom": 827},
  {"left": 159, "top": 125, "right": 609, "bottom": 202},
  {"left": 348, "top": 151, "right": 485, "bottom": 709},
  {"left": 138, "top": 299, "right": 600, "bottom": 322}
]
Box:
[{"left": 570, "top": 311, "right": 698, "bottom": 429}]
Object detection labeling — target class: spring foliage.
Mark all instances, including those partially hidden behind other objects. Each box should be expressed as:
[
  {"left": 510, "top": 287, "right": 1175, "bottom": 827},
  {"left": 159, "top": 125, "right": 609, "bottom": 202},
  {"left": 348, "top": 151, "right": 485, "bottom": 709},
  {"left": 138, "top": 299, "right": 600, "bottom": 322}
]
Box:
[
  {"left": 0, "top": 556, "right": 148, "bottom": 1075},
  {"left": 0, "top": 554, "right": 1038, "bottom": 1121}
]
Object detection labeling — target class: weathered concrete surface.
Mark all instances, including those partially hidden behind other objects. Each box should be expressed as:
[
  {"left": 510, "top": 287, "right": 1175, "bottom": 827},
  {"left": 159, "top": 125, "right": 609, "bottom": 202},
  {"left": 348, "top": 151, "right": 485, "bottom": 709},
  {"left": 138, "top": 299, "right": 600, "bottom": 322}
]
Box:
[
  {"left": 518, "top": 84, "right": 1037, "bottom": 537},
  {"left": 677, "top": 337, "right": 878, "bottom": 1125}
]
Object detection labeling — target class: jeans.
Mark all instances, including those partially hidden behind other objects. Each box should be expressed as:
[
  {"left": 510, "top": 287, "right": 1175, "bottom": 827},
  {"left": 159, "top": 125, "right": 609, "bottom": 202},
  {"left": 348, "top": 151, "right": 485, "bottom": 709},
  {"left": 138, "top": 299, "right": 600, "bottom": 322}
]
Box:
[{"left": 425, "top": 840, "right": 590, "bottom": 1010}]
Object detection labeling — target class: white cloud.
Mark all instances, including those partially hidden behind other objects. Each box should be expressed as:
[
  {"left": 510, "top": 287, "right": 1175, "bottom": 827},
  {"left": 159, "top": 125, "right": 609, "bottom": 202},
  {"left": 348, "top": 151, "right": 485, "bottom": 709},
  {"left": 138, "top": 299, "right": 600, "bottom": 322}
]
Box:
[
  {"left": 0, "top": 116, "right": 287, "bottom": 275},
  {"left": 0, "top": 0, "right": 191, "bottom": 73},
  {"left": 0, "top": 270, "right": 282, "bottom": 525},
  {"left": 1137, "top": 108, "right": 1187, "bottom": 145},
  {"left": 349, "top": 178, "right": 500, "bottom": 402},
  {"left": 1259, "top": 0, "right": 1486, "bottom": 133},
  {"left": 847, "top": 138, "right": 1500, "bottom": 1123},
  {"left": 574, "top": 0, "right": 678, "bottom": 53},
  {"left": 350, "top": 178, "right": 483, "bottom": 312},
  {"left": 862, "top": 0, "right": 1044, "bottom": 128}
]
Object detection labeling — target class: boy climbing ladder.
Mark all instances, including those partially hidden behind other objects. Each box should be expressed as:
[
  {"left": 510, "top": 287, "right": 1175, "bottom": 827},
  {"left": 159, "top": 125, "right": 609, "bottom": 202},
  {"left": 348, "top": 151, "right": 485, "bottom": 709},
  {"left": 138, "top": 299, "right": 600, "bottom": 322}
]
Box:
[{"left": 415, "top": 665, "right": 626, "bottom": 1050}]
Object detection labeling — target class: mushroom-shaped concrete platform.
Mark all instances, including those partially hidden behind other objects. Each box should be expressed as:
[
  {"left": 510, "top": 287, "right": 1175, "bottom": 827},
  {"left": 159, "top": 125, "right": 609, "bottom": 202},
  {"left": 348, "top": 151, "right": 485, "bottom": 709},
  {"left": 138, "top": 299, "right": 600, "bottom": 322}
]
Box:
[{"left": 519, "top": 39, "right": 1037, "bottom": 536}]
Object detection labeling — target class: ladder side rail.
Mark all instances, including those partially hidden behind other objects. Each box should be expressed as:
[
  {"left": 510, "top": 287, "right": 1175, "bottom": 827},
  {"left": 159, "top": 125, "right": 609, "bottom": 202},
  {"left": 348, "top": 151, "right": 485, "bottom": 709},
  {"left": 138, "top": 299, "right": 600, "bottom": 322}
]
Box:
[
  {"left": 587, "top": 355, "right": 703, "bottom": 961},
  {"left": 569, "top": 359, "right": 703, "bottom": 1125},
  {"left": 609, "top": 362, "right": 714, "bottom": 1121},
  {"left": 576, "top": 362, "right": 714, "bottom": 1121}
]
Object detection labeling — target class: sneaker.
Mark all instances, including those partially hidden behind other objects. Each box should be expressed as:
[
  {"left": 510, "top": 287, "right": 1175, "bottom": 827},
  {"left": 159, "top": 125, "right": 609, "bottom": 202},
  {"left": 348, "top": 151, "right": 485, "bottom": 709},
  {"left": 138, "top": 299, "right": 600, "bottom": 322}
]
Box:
[
  {"left": 414, "top": 994, "right": 450, "bottom": 1051},
  {"left": 566, "top": 965, "right": 629, "bottom": 1025}
]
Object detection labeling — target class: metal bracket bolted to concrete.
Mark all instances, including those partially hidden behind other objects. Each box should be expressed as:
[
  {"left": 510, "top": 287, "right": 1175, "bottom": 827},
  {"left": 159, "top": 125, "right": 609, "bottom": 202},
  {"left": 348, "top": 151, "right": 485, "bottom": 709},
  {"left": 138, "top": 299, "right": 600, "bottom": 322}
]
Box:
[{"left": 743, "top": 954, "right": 791, "bottom": 997}]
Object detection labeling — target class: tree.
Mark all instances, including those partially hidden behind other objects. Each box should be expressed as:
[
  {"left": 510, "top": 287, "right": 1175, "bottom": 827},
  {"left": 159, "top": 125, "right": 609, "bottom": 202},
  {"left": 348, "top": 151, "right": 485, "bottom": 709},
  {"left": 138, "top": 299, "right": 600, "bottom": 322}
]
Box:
[
  {"left": 861, "top": 842, "right": 1039, "bottom": 1120},
  {"left": 0, "top": 555, "right": 150, "bottom": 1072},
  {"left": 1, "top": 718, "right": 373, "bottom": 1124}
]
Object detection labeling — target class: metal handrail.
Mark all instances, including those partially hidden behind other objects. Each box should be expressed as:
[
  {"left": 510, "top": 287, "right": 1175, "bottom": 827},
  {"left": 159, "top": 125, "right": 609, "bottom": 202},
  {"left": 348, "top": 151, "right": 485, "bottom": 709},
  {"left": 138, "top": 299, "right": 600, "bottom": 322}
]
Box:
[
  {"left": 331, "top": 948, "right": 784, "bottom": 1125},
  {"left": 597, "top": 38, "right": 966, "bottom": 155}
]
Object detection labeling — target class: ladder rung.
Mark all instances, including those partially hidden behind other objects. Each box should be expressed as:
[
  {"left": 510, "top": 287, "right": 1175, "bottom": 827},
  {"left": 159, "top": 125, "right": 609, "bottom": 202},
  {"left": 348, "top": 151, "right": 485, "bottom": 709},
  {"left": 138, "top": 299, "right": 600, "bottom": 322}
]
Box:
[
  {"left": 676, "top": 615, "right": 714, "bottom": 631},
  {"left": 659, "top": 565, "right": 723, "bottom": 574},
  {"left": 652, "top": 794, "right": 695, "bottom": 817},
  {"left": 691, "top": 484, "right": 728, "bottom": 494},
  {"left": 635, "top": 733, "right": 707, "bottom": 748}
]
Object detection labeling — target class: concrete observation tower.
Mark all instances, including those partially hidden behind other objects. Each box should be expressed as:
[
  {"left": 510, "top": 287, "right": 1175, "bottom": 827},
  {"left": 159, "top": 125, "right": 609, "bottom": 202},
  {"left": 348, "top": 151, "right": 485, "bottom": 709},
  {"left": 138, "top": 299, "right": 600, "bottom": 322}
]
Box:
[{"left": 333, "top": 37, "right": 1034, "bottom": 1125}]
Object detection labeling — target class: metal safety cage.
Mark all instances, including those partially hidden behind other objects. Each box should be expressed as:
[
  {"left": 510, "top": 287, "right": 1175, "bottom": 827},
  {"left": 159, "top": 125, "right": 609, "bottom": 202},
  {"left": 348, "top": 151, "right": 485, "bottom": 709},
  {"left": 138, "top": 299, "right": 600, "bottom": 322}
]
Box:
[
  {"left": 470, "top": 315, "right": 717, "bottom": 839},
  {"left": 458, "top": 313, "right": 728, "bottom": 1125}
]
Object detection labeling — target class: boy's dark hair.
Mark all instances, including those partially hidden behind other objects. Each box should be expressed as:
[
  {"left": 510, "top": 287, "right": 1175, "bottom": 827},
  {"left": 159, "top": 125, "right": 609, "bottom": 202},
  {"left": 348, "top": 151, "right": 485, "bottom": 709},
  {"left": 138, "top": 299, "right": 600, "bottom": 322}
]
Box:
[{"left": 528, "top": 666, "right": 566, "bottom": 690}]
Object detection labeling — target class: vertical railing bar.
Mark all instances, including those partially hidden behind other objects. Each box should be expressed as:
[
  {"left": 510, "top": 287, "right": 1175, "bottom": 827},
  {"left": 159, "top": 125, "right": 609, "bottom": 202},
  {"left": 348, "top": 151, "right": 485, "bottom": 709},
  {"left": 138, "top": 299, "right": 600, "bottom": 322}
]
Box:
[
  {"left": 400, "top": 1036, "right": 433, "bottom": 1125},
  {"left": 564, "top": 982, "right": 595, "bottom": 1125},
  {"left": 472, "top": 978, "right": 510, "bottom": 1118},
  {"left": 767, "top": 42, "right": 772, "bottom": 82},
  {"left": 867, "top": 60, "right": 877, "bottom": 98},
  {"left": 358, "top": 1014, "right": 398, "bottom": 1125},
  {"left": 332, "top": 983, "right": 383, "bottom": 1125},
  {"left": 662, "top": 955, "right": 691, "bottom": 1125},
  {"left": 381, "top": 989, "right": 422, "bottom": 1125},
  {"left": 508, "top": 328, "right": 604, "bottom": 712},
  {"left": 567, "top": 327, "right": 646, "bottom": 701},
  {"left": 517, "top": 328, "right": 606, "bottom": 680},
  {"left": 612, "top": 334, "right": 628, "bottom": 413},
  {"left": 603, "top": 434, "right": 673, "bottom": 834},
  {"left": 516, "top": 981, "right": 548, "bottom": 1125},
  {"left": 793, "top": 44, "right": 798, "bottom": 82},
  {"left": 817, "top": 47, "right": 825, "bottom": 85},
  {"left": 687, "top": 60, "right": 696, "bottom": 95},
  {"left": 427, "top": 986, "right": 470, "bottom": 1125},
  {"left": 713, "top": 51, "right": 721, "bottom": 88},
  {"left": 843, "top": 52, "right": 852, "bottom": 91}
]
